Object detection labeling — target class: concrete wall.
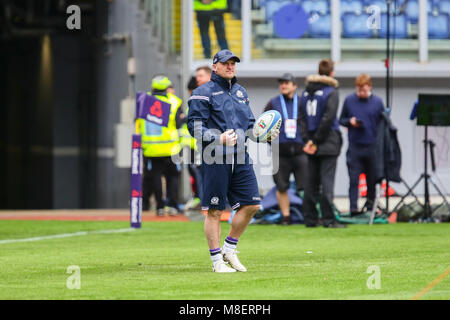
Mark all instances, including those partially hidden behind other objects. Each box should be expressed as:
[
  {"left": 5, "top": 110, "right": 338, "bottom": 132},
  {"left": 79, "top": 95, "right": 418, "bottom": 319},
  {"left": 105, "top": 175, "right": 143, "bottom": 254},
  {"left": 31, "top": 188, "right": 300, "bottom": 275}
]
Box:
[
  {"left": 93, "top": 0, "right": 182, "bottom": 208},
  {"left": 52, "top": 35, "right": 84, "bottom": 209},
  {"left": 0, "top": 0, "right": 183, "bottom": 210},
  {"left": 0, "top": 37, "right": 54, "bottom": 209}
]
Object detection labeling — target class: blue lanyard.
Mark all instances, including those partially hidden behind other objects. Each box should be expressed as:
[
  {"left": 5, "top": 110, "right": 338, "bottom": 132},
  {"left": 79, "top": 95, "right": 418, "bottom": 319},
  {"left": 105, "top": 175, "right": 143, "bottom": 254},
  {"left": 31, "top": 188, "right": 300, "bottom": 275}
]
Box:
[{"left": 279, "top": 94, "right": 298, "bottom": 120}]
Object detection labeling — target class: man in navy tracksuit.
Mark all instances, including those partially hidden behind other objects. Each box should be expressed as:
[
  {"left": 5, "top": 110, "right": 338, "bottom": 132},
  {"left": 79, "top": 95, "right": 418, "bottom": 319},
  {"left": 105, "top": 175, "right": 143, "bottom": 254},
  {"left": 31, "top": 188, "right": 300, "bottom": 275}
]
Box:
[
  {"left": 187, "top": 50, "right": 279, "bottom": 273},
  {"left": 299, "top": 59, "right": 345, "bottom": 228},
  {"left": 339, "top": 73, "right": 385, "bottom": 216}
]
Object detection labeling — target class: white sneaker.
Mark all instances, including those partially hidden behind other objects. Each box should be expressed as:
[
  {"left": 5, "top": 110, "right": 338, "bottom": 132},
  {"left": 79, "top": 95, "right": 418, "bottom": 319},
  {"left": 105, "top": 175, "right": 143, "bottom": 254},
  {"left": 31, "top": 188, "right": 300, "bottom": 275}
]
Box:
[
  {"left": 212, "top": 260, "right": 237, "bottom": 273},
  {"left": 167, "top": 207, "right": 179, "bottom": 216},
  {"left": 222, "top": 250, "right": 247, "bottom": 272}
]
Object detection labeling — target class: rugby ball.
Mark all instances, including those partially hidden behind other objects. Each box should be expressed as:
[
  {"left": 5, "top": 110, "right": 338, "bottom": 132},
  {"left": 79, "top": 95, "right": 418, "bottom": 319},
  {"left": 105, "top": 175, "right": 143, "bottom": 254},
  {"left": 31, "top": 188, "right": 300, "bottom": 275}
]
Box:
[{"left": 253, "top": 110, "right": 282, "bottom": 142}]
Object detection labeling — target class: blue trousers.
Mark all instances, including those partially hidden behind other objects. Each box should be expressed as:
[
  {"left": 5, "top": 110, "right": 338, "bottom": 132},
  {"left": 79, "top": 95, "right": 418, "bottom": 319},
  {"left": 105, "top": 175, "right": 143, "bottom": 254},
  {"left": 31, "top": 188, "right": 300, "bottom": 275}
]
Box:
[
  {"left": 196, "top": 11, "right": 229, "bottom": 58},
  {"left": 346, "top": 143, "right": 377, "bottom": 211}
]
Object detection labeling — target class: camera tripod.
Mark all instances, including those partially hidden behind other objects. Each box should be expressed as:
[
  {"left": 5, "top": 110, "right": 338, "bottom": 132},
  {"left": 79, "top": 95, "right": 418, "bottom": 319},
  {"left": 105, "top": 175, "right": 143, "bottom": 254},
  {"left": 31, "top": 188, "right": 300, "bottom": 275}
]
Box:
[{"left": 391, "top": 125, "right": 450, "bottom": 220}]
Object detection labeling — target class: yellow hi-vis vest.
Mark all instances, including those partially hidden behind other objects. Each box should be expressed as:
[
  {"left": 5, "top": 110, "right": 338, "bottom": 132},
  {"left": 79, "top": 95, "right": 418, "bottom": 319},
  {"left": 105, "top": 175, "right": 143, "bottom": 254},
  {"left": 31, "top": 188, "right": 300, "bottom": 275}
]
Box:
[
  {"left": 138, "top": 93, "right": 182, "bottom": 157},
  {"left": 178, "top": 106, "right": 198, "bottom": 151},
  {"left": 194, "top": 0, "right": 228, "bottom": 11}
]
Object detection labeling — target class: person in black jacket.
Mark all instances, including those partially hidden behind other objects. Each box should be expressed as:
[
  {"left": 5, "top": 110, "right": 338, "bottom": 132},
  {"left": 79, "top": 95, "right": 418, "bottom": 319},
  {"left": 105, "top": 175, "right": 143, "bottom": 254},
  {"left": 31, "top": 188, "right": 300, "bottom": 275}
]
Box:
[
  {"left": 299, "top": 59, "right": 346, "bottom": 228},
  {"left": 264, "top": 73, "right": 307, "bottom": 225}
]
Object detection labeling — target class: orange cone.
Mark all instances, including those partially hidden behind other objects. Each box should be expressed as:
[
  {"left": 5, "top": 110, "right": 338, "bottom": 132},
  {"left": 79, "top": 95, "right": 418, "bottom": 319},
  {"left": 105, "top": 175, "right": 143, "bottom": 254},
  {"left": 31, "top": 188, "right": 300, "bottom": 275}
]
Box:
[
  {"left": 381, "top": 180, "right": 396, "bottom": 196},
  {"left": 359, "top": 173, "right": 367, "bottom": 197}
]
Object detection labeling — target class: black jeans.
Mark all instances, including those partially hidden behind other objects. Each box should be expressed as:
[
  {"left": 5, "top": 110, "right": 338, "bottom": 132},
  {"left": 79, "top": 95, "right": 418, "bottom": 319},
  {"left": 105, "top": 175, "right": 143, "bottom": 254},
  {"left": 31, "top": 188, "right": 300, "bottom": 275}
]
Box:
[
  {"left": 143, "top": 156, "right": 180, "bottom": 210},
  {"left": 196, "top": 11, "right": 229, "bottom": 58},
  {"left": 303, "top": 155, "right": 338, "bottom": 226}
]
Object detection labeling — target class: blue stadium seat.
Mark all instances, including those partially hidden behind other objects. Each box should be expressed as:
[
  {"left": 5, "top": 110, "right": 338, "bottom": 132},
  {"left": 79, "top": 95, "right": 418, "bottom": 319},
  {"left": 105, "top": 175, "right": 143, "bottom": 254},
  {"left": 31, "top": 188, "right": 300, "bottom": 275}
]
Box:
[
  {"left": 308, "top": 13, "right": 331, "bottom": 37},
  {"left": 401, "top": 0, "right": 432, "bottom": 23},
  {"left": 438, "top": 0, "right": 450, "bottom": 15},
  {"left": 365, "top": 0, "right": 430, "bottom": 16},
  {"left": 342, "top": 13, "right": 373, "bottom": 38},
  {"left": 302, "top": 0, "right": 329, "bottom": 15},
  {"left": 265, "top": 0, "right": 292, "bottom": 21},
  {"left": 404, "top": 0, "right": 419, "bottom": 23},
  {"left": 341, "top": 0, "right": 364, "bottom": 15},
  {"left": 365, "top": 0, "right": 387, "bottom": 13},
  {"left": 428, "top": 13, "right": 450, "bottom": 39},
  {"left": 378, "top": 14, "right": 408, "bottom": 39}
]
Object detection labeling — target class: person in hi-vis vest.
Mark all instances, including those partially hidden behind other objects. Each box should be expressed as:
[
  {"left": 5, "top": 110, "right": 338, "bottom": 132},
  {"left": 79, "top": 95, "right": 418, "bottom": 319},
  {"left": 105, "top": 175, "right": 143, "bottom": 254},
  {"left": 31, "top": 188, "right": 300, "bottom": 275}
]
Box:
[
  {"left": 179, "top": 76, "right": 201, "bottom": 210},
  {"left": 194, "top": 0, "right": 229, "bottom": 58},
  {"left": 137, "top": 75, "right": 184, "bottom": 216},
  {"left": 180, "top": 66, "right": 213, "bottom": 210}
]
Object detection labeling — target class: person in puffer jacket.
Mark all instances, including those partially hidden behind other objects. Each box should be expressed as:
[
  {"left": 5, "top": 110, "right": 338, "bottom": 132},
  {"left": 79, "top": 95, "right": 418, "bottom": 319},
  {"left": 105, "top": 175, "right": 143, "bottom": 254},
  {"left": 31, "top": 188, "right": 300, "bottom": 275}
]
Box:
[{"left": 299, "top": 59, "right": 346, "bottom": 229}]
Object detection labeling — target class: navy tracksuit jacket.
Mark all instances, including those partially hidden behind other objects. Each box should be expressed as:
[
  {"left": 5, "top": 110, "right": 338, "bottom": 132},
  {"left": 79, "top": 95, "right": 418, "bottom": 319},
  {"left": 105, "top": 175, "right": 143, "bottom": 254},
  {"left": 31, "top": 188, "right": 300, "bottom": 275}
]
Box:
[{"left": 187, "top": 72, "right": 260, "bottom": 210}]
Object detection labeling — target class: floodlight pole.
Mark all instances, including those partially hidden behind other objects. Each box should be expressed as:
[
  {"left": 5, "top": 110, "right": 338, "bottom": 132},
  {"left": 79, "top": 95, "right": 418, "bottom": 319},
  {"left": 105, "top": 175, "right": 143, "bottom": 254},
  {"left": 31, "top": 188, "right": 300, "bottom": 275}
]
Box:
[{"left": 385, "top": 0, "right": 392, "bottom": 214}]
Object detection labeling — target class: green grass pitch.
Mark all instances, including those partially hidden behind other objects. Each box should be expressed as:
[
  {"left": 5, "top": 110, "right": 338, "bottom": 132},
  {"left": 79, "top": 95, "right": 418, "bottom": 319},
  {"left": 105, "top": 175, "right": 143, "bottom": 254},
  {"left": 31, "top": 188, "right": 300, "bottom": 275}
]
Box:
[{"left": 0, "top": 220, "right": 449, "bottom": 300}]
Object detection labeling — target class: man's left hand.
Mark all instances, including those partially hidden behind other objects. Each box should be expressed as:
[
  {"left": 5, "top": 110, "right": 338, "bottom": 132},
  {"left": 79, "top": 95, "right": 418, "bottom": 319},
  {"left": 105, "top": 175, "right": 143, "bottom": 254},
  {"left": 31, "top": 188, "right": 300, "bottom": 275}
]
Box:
[{"left": 267, "top": 129, "right": 280, "bottom": 143}]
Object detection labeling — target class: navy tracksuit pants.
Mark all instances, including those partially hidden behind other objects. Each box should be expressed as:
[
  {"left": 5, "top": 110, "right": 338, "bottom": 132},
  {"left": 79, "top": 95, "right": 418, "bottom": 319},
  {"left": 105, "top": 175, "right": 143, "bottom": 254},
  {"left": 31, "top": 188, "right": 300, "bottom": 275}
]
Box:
[{"left": 346, "top": 143, "right": 377, "bottom": 211}]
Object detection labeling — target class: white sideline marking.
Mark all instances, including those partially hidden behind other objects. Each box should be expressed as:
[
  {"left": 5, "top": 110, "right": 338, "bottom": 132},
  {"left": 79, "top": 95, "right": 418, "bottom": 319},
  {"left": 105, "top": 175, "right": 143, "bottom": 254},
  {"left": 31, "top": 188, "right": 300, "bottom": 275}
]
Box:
[{"left": 0, "top": 228, "right": 136, "bottom": 245}]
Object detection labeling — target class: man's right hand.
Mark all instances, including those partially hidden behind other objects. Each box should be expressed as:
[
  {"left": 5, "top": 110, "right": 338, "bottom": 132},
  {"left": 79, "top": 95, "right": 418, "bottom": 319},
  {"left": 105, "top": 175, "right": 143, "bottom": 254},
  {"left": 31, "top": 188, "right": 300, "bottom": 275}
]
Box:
[
  {"left": 220, "top": 129, "right": 237, "bottom": 146},
  {"left": 350, "top": 117, "right": 362, "bottom": 127},
  {"left": 303, "top": 140, "right": 317, "bottom": 155}
]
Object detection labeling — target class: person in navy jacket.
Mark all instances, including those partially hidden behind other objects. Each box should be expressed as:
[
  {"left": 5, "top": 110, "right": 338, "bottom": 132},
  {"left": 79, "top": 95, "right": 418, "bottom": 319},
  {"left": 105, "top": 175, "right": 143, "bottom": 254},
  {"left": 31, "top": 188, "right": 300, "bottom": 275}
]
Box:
[
  {"left": 299, "top": 59, "right": 345, "bottom": 228},
  {"left": 187, "top": 49, "right": 279, "bottom": 273},
  {"left": 339, "top": 73, "right": 385, "bottom": 216},
  {"left": 264, "top": 73, "right": 307, "bottom": 225}
]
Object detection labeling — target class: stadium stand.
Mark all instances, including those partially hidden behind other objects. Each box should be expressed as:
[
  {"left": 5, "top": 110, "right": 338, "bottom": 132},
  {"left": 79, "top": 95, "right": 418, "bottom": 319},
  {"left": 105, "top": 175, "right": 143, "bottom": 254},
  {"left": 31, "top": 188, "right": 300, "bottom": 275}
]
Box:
[
  {"left": 341, "top": 0, "right": 364, "bottom": 15},
  {"left": 302, "top": 0, "right": 329, "bottom": 15},
  {"left": 342, "top": 12, "right": 373, "bottom": 38},
  {"left": 438, "top": 0, "right": 450, "bottom": 15},
  {"left": 250, "top": 0, "right": 450, "bottom": 58},
  {"left": 256, "top": 0, "right": 333, "bottom": 40},
  {"left": 428, "top": 13, "right": 450, "bottom": 39},
  {"left": 403, "top": 0, "right": 433, "bottom": 24},
  {"left": 365, "top": 0, "right": 387, "bottom": 13},
  {"left": 265, "top": 0, "right": 293, "bottom": 22},
  {"left": 308, "top": 12, "right": 331, "bottom": 38},
  {"left": 378, "top": 13, "right": 408, "bottom": 39}
]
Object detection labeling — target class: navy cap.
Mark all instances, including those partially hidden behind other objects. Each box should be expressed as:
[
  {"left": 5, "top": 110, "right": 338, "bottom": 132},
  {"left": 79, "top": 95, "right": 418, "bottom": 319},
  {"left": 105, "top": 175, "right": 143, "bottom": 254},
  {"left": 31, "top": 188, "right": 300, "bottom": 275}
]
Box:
[
  {"left": 278, "top": 73, "right": 296, "bottom": 83},
  {"left": 212, "top": 49, "right": 241, "bottom": 64}
]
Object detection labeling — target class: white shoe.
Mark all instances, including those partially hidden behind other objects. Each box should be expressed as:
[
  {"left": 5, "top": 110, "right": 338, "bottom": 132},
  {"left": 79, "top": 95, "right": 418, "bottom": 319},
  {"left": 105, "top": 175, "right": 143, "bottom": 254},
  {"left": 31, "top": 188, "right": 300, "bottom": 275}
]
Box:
[
  {"left": 167, "top": 207, "right": 179, "bottom": 216},
  {"left": 222, "top": 250, "right": 247, "bottom": 272},
  {"left": 212, "top": 260, "right": 237, "bottom": 273}
]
